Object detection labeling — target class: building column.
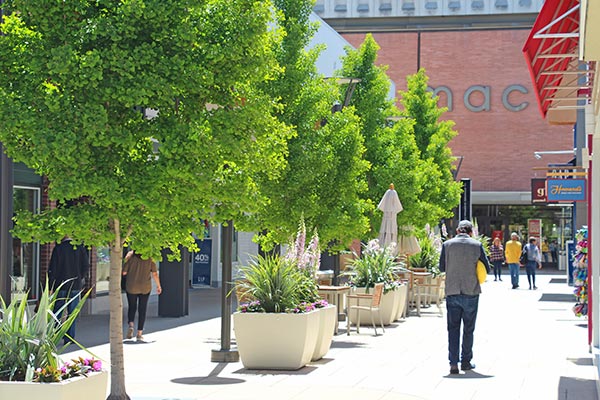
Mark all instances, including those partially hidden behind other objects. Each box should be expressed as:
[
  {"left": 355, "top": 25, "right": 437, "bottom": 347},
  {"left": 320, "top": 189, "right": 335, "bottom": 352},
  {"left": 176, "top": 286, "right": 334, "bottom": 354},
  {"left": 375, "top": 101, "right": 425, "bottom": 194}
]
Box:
[{"left": 0, "top": 144, "right": 13, "bottom": 302}]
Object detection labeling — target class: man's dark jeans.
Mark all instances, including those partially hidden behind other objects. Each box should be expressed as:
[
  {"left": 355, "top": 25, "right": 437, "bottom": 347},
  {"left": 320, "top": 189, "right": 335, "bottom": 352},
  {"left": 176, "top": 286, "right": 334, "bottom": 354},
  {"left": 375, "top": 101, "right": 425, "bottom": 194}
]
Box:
[
  {"left": 54, "top": 289, "right": 81, "bottom": 343},
  {"left": 446, "top": 294, "right": 479, "bottom": 366}
]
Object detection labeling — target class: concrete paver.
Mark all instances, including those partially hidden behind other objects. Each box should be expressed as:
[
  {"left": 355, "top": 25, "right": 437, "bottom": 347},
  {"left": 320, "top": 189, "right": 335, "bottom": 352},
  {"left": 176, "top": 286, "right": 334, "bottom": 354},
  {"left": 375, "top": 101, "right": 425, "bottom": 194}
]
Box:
[{"left": 65, "top": 270, "right": 599, "bottom": 400}]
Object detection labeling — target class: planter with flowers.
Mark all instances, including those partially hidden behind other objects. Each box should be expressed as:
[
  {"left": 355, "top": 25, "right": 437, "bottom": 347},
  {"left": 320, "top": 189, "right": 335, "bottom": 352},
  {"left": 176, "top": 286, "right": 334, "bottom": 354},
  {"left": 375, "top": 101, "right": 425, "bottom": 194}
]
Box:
[
  {"left": 343, "top": 239, "right": 402, "bottom": 326},
  {"left": 233, "top": 255, "right": 321, "bottom": 370},
  {"left": 0, "top": 283, "right": 108, "bottom": 400},
  {"left": 234, "top": 221, "right": 335, "bottom": 369}
]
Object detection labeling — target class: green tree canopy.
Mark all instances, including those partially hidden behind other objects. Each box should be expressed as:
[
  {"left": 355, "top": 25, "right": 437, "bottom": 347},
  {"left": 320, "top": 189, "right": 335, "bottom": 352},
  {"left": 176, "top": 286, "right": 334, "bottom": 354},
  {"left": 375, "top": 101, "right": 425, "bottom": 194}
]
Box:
[
  {"left": 400, "top": 69, "right": 462, "bottom": 225},
  {"left": 237, "top": 0, "right": 371, "bottom": 250},
  {"left": 0, "top": 1, "right": 290, "bottom": 398},
  {"left": 339, "top": 34, "right": 426, "bottom": 236}
]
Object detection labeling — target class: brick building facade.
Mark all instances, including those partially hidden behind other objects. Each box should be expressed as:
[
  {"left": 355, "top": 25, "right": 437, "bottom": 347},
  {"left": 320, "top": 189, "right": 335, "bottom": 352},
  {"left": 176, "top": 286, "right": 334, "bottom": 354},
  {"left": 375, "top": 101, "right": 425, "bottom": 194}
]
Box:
[{"left": 341, "top": 29, "right": 573, "bottom": 195}]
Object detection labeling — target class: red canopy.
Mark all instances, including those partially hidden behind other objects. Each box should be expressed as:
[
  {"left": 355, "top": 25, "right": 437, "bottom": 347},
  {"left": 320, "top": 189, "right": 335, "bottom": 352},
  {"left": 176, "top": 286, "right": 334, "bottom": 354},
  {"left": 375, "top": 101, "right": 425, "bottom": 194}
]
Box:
[{"left": 522, "top": 0, "right": 593, "bottom": 120}]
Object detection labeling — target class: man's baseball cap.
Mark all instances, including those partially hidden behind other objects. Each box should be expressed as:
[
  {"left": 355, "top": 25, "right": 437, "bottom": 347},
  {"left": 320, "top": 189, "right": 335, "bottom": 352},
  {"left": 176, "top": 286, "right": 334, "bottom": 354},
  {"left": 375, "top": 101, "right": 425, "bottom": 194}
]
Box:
[{"left": 457, "top": 220, "right": 473, "bottom": 231}]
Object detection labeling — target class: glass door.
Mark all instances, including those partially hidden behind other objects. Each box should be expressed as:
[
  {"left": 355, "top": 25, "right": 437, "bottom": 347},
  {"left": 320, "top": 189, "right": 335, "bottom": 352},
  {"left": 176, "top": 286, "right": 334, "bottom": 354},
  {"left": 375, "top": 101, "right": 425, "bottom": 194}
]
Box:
[{"left": 11, "top": 186, "right": 40, "bottom": 302}]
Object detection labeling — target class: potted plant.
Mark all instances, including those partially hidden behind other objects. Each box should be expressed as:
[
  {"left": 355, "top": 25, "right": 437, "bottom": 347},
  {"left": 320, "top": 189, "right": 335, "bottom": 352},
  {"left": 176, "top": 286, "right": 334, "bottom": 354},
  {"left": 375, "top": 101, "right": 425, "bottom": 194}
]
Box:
[
  {"left": 410, "top": 226, "right": 444, "bottom": 303},
  {"left": 344, "top": 239, "right": 402, "bottom": 325},
  {"left": 233, "top": 255, "right": 321, "bottom": 370},
  {"left": 0, "top": 283, "right": 108, "bottom": 400}
]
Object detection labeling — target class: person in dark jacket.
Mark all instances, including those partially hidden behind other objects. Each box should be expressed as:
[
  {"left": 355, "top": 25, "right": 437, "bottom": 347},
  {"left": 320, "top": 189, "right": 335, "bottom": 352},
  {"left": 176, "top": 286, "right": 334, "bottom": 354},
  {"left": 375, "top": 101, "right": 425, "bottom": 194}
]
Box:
[
  {"left": 48, "top": 236, "right": 90, "bottom": 345},
  {"left": 439, "top": 220, "right": 490, "bottom": 375}
]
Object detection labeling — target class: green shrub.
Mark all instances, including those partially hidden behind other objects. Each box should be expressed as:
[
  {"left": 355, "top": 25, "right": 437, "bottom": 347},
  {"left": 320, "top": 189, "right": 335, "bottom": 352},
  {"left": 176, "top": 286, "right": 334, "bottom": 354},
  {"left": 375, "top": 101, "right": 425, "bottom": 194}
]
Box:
[{"left": 0, "top": 282, "right": 91, "bottom": 382}]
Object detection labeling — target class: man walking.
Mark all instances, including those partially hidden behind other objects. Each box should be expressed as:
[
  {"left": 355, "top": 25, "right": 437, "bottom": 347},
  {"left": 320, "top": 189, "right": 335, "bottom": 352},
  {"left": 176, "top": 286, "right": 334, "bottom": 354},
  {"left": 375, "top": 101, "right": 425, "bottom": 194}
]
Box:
[
  {"left": 523, "top": 237, "right": 542, "bottom": 290},
  {"left": 48, "top": 236, "right": 90, "bottom": 345},
  {"left": 505, "top": 232, "right": 522, "bottom": 289},
  {"left": 439, "top": 220, "right": 490, "bottom": 375}
]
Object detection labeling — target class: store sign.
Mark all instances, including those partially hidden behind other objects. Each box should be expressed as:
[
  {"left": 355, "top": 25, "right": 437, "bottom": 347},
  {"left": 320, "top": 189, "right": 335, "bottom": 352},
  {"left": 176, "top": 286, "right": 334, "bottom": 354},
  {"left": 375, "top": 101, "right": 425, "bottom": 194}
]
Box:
[
  {"left": 546, "top": 179, "right": 586, "bottom": 202},
  {"left": 531, "top": 178, "right": 547, "bottom": 204},
  {"left": 428, "top": 84, "right": 529, "bottom": 112},
  {"left": 192, "top": 238, "right": 212, "bottom": 286},
  {"left": 528, "top": 219, "right": 542, "bottom": 240}
]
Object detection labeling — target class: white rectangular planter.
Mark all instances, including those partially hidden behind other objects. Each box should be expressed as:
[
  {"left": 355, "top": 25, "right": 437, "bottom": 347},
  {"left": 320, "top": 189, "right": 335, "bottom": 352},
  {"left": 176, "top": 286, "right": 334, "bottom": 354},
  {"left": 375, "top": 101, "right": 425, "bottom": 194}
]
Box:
[
  {"left": 312, "top": 305, "right": 336, "bottom": 361},
  {"left": 394, "top": 283, "right": 409, "bottom": 321},
  {"left": 0, "top": 370, "right": 108, "bottom": 400},
  {"left": 234, "top": 310, "right": 320, "bottom": 370}
]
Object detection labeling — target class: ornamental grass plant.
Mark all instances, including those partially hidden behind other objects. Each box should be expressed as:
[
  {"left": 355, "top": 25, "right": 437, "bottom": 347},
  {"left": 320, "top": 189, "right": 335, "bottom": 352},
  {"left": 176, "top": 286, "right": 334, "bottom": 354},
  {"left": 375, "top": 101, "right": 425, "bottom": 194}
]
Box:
[
  {"left": 0, "top": 281, "right": 97, "bottom": 382},
  {"left": 344, "top": 239, "right": 399, "bottom": 293},
  {"left": 235, "top": 255, "right": 309, "bottom": 313}
]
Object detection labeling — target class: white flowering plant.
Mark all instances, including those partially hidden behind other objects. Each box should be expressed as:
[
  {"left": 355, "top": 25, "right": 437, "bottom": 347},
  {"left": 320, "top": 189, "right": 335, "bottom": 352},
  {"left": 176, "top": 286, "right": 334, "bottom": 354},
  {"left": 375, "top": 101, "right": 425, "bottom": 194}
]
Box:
[{"left": 344, "top": 239, "right": 399, "bottom": 293}]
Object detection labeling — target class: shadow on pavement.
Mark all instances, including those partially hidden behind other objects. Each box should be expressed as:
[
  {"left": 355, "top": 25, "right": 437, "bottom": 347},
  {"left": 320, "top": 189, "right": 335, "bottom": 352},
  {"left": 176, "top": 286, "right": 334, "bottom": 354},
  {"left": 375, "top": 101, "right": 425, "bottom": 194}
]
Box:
[
  {"left": 330, "top": 340, "right": 369, "bottom": 349},
  {"left": 557, "top": 376, "right": 598, "bottom": 399},
  {"left": 445, "top": 371, "right": 494, "bottom": 379},
  {"left": 172, "top": 363, "right": 246, "bottom": 385},
  {"left": 234, "top": 366, "right": 318, "bottom": 376},
  {"left": 71, "top": 288, "right": 223, "bottom": 349}
]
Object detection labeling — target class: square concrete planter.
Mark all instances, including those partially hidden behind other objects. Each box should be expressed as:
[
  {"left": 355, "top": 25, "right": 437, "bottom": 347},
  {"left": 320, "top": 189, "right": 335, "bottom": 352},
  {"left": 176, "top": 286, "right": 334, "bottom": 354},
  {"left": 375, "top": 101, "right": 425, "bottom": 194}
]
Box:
[
  {"left": 0, "top": 370, "right": 108, "bottom": 400},
  {"left": 312, "top": 305, "right": 336, "bottom": 361},
  {"left": 394, "top": 283, "right": 409, "bottom": 321},
  {"left": 234, "top": 310, "right": 320, "bottom": 370},
  {"left": 348, "top": 287, "right": 399, "bottom": 326}
]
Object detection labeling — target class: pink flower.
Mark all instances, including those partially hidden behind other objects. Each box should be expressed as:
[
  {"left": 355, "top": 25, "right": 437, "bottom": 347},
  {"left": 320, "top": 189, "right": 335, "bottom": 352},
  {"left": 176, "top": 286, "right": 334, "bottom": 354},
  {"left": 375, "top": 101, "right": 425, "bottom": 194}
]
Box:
[{"left": 92, "top": 361, "right": 102, "bottom": 371}]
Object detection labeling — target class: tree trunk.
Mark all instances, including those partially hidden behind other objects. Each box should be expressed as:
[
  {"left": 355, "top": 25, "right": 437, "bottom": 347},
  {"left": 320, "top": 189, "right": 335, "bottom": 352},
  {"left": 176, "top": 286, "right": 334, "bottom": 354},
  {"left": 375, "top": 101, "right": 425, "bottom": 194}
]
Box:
[{"left": 107, "top": 218, "right": 130, "bottom": 400}]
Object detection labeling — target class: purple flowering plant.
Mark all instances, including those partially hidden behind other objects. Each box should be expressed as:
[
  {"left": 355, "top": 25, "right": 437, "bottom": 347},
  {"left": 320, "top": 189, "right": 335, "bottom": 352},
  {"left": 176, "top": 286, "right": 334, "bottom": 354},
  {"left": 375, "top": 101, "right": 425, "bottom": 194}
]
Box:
[
  {"left": 34, "top": 357, "right": 103, "bottom": 383},
  {"left": 312, "top": 299, "right": 329, "bottom": 309},
  {"left": 291, "top": 302, "right": 316, "bottom": 314},
  {"left": 237, "top": 300, "right": 265, "bottom": 313}
]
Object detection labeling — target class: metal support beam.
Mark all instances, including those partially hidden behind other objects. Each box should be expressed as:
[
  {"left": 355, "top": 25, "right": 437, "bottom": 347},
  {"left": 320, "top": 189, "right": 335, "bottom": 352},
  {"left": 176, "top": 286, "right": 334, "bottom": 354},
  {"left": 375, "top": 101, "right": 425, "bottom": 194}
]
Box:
[
  {"left": 211, "top": 220, "right": 239, "bottom": 363},
  {"left": 0, "top": 144, "right": 13, "bottom": 303}
]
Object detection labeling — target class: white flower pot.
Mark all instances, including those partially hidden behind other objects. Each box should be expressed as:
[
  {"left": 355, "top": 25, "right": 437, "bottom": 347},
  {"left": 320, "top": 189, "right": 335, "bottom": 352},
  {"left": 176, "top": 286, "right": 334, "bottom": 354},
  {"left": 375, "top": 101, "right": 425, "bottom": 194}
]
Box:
[
  {"left": 348, "top": 287, "right": 399, "bottom": 326},
  {"left": 394, "top": 283, "right": 408, "bottom": 321},
  {"left": 0, "top": 370, "right": 108, "bottom": 400},
  {"left": 311, "top": 305, "right": 336, "bottom": 361},
  {"left": 234, "top": 310, "right": 320, "bottom": 370}
]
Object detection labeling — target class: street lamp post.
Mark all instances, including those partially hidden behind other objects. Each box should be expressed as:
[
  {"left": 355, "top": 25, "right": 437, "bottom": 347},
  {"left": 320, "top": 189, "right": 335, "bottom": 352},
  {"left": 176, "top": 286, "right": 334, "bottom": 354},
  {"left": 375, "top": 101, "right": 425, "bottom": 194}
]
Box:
[{"left": 211, "top": 220, "right": 239, "bottom": 362}]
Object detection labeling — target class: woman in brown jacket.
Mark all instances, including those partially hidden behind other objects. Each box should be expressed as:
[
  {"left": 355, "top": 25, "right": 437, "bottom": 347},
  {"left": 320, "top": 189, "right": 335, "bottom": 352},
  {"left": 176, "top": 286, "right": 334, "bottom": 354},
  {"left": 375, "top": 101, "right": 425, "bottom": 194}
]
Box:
[{"left": 123, "top": 251, "right": 162, "bottom": 341}]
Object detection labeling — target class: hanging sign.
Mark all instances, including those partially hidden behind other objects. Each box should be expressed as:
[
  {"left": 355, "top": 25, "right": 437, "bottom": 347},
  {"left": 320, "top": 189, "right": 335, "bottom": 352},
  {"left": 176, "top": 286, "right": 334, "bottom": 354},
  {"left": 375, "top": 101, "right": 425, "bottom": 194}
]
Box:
[
  {"left": 528, "top": 219, "right": 542, "bottom": 240},
  {"left": 546, "top": 179, "right": 586, "bottom": 202},
  {"left": 192, "top": 238, "right": 212, "bottom": 287},
  {"left": 531, "top": 178, "right": 547, "bottom": 204}
]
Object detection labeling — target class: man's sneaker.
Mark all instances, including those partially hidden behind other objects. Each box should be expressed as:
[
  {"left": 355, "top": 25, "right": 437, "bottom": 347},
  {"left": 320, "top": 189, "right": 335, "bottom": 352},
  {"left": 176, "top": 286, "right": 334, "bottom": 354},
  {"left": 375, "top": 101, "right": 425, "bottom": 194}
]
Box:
[
  {"left": 450, "top": 365, "right": 460, "bottom": 375},
  {"left": 461, "top": 362, "right": 476, "bottom": 371},
  {"left": 126, "top": 327, "right": 134, "bottom": 339}
]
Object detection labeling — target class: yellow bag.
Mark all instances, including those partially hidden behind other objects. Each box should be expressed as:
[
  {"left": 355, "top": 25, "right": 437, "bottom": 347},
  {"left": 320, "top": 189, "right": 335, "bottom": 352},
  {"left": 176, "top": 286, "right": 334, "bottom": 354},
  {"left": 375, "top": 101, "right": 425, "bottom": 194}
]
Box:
[{"left": 476, "top": 261, "right": 487, "bottom": 284}]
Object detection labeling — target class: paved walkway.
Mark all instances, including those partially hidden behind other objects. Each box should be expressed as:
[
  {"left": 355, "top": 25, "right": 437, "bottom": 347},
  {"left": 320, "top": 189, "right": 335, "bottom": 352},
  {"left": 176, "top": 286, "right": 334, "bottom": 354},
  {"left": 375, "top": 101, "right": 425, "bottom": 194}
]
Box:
[{"left": 65, "top": 270, "right": 599, "bottom": 400}]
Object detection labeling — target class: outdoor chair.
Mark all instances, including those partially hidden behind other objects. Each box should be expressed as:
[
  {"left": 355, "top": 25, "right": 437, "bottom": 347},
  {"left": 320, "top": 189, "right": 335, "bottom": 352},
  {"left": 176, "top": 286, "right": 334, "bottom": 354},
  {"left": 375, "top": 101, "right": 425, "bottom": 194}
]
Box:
[
  {"left": 413, "top": 272, "right": 444, "bottom": 317},
  {"left": 346, "top": 282, "right": 385, "bottom": 336}
]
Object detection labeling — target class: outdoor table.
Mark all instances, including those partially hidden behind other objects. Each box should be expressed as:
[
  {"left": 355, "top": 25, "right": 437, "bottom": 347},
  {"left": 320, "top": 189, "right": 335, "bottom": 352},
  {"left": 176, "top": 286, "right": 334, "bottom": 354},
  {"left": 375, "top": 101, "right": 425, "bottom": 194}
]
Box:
[{"left": 318, "top": 285, "right": 351, "bottom": 334}]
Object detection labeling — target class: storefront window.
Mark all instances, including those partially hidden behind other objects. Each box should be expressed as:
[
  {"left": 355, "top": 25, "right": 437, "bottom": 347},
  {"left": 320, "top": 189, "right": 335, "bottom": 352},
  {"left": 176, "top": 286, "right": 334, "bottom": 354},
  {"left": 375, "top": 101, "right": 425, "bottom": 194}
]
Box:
[
  {"left": 11, "top": 186, "right": 40, "bottom": 302},
  {"left": 95, "top": 247, "right": 110, "bottom": 293}
]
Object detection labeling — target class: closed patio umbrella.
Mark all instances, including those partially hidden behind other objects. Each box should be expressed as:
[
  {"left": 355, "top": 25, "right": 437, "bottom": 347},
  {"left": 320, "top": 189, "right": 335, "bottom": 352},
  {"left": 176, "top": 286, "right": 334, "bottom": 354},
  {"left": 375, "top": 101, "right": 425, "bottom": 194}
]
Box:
[
  {"left": 377, "top": 184, "right": 403, "bottom": 251},
  {"left": 397, "top": 226, "right": 421, "bottom": 257}
]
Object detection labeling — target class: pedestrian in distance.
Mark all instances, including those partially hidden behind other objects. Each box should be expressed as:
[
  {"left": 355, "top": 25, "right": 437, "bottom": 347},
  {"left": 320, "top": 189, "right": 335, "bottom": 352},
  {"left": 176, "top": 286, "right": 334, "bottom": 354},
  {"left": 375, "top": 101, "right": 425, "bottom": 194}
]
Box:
[
  {"left": 123, "top": 250, "right": 162, "bottom": 342},
  {"left": 489, "top": 237, "right": 505, "bottom": 281},
  {"left": 549, "top": 240, "right": 559, "bottom": 263},
  {"left": 439, "top": 220, "right": 491, "bottom": 375},
  {"left": 541, "top": 239, "right": 549, "bottom": 263},
  {"left": 505, "top": 232, "right": 522, "bottom": 289},
  {"left": 522, "top": 237, "right": 542, "bottom": 290},
  {"left": 48, "top": 236, "right": 90, "bottom": 345}
]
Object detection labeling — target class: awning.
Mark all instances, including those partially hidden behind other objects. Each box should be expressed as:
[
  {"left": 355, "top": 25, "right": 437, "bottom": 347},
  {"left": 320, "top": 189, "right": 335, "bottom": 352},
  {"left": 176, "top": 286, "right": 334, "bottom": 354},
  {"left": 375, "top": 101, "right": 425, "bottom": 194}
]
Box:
[{"left": 522, "top": 0, "right": 595, "bottom": 124}]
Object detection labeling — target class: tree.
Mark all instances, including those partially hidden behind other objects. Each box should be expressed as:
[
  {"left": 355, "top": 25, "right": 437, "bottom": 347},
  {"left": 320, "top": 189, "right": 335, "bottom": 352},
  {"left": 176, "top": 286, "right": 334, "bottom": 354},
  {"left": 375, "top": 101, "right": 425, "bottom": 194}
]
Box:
[
  {"left": 400, "top": 69, "right": 462, "bottom": 225},
  {"left": 338, "top": 34, "right": 427, "bottom": 236},
  {"left": 0, "top": 1, "right": 290, "bottom": 399},
  {"left": 237, "top": 0, "right": 371, "bottom": 250}
]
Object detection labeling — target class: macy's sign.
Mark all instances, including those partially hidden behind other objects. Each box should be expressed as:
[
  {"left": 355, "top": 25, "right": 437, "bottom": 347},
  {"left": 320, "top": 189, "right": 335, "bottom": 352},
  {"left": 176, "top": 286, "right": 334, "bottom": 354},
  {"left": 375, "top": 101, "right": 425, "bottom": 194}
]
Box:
[{"left": 427, "top": 84, "right": 529, "bottom": 113}]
